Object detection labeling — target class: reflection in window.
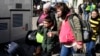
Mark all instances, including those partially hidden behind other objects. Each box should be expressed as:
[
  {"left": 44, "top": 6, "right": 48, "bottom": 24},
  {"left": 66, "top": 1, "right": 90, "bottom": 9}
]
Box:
[
  {"left": 13, "top": 14, "right": 23, "bottom": 27},
  {"left": 0, "top": 23, "right": 8, "bottom": 30}
]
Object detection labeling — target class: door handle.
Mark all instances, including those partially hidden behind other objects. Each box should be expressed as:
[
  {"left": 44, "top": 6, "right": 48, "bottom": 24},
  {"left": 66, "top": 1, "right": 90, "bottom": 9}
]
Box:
[{"left": 25, "top": 23, "right": 28, "bottom": 31}]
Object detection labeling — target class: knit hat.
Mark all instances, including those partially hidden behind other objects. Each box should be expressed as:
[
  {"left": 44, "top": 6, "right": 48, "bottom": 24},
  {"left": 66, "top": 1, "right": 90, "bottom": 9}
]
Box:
[{"left": 43, "top": 2, "right": 51, "bottom": 9}]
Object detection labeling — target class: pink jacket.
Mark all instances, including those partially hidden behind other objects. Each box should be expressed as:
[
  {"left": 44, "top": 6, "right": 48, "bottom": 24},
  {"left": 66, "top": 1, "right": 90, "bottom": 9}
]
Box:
[{"left": 59, "top": 16, "right": 75, "bottom": 44}]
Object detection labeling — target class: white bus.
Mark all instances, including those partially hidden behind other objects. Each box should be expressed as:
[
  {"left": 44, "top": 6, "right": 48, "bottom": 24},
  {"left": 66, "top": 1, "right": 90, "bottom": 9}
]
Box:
[
  {"left": 0, "top": 0, "right": 33, "bottom": 55},
  {"left": 0, "top": 0, "right": 33, "bottom": 45}
]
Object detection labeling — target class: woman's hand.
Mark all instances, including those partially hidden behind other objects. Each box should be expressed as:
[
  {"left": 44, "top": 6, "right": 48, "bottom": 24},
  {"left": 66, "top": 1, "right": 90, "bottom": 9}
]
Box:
[
  {"left": 76, "top": 41, "right": 83, "bottom": 49},
  {"left": 73, "top": 41, "right": 83, "bottom": 52}
]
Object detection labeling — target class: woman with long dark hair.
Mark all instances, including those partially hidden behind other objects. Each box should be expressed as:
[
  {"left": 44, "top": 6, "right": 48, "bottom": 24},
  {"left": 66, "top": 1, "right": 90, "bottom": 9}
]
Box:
[{"left": 55, "top": 2, "right": 83, "bottom": 56}]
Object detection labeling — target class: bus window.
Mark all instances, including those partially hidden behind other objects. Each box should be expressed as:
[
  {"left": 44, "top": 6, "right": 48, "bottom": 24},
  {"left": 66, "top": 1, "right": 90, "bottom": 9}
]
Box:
[
  {"left": 13, "top": 14, "right": 23, "bottom": 27},
  {"left": 0, "top": 23, "right": 8, "bottom": 30}
]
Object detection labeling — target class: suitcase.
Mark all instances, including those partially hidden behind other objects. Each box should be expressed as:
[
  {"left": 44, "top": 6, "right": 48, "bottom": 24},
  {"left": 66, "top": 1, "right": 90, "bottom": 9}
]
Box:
[
  {"left": 7, "top": 42, "right": 19, "bottom": 54},
  {"left": 6, "top": 42, "right": 26, "bottom": 56}
]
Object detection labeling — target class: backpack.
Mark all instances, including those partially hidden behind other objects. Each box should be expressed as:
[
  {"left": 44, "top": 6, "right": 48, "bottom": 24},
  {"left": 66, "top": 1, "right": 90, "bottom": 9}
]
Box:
[
  {"left": 25, "top": 30, "right": 38, "bottom": 45},
  {"left": 72, "top": 13, "right": 93, "bottom": 42},
  {"left": 69, "top": 13, "right": 86, "bottom": 42},
  {"left": 69, "top": 13, "right": 84, "bottom": 34}
]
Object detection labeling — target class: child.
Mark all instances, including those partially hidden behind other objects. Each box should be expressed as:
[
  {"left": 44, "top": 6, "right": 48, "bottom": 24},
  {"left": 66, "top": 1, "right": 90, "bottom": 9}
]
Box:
[{"left": 37, "top": 15, "right": 58, "bottom": 56}]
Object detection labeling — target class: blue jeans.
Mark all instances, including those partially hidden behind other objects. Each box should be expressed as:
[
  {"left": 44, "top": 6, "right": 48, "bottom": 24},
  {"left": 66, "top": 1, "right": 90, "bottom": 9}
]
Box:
[
  {"left": 60, "top": 45, "right": 75, "bottom": 56},
  {"left": 83, "top": 12, "right": 89, "bottom": 21},
  {"left": 86, "top": 41, "right": 96, "bottom": 56}
]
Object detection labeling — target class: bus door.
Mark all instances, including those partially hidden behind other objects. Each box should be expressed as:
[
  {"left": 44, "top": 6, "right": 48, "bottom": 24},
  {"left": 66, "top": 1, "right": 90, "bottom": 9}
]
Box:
[{"left": 10, "top": 9, "right": 31, "bottom": 41}]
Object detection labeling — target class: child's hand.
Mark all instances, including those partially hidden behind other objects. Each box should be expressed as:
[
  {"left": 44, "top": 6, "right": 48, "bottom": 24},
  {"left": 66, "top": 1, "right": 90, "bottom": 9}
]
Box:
[{"left": 47, "top": 32, "right": 54, "bottom": 37}]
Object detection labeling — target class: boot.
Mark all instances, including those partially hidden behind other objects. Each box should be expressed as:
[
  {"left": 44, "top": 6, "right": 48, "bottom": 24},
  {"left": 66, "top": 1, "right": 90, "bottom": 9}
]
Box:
[{"left": 34, "top": 46, "right": 42, "bottom": 56}]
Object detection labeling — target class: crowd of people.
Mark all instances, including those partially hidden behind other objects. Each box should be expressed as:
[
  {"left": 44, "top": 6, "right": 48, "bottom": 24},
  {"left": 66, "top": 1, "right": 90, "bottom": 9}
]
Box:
[{"left": 31, "top": 1, "right": 100, "bottom": 56}]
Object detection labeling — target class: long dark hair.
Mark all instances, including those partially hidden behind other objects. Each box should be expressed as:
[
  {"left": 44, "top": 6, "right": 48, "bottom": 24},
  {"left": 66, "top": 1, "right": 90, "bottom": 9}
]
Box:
[
  {"left": 91, "top": 9, "right": 100, "bottom": 19},
  {"left": 55, "top": 2, "right": 70, "bottom": 19}
]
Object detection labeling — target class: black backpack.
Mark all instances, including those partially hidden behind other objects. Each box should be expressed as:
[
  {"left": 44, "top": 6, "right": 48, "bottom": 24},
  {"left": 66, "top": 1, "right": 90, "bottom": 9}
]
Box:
[{"left": 25, "top": 30, "right": 38, "bottom": 46}]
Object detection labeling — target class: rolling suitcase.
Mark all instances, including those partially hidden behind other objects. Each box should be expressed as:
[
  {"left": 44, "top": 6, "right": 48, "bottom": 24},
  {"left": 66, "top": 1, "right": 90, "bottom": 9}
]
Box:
[{"left": 6, "top": 42, "right": 26, "bottom": 56}]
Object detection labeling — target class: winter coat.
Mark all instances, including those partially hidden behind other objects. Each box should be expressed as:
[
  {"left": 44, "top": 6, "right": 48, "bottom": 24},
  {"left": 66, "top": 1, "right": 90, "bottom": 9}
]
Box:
[
  {"left": 68, "top": 13, "right": 83, "bottom": 41},
  {"left": 37, "top": 25, "right": 58, "bottom": 53}
]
